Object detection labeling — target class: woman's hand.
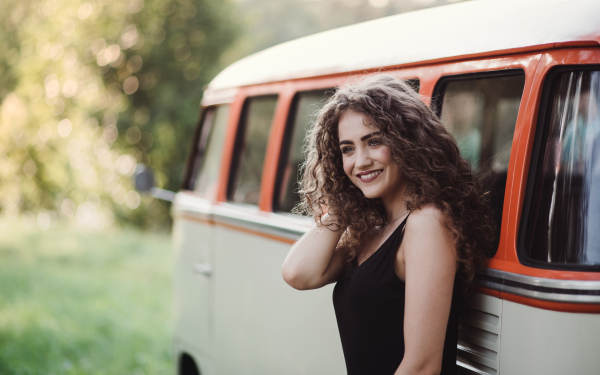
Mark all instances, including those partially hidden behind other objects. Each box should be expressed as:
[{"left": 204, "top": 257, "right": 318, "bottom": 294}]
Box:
[{"left": 281, "top": 213, "right": 346, "bottom": 290}]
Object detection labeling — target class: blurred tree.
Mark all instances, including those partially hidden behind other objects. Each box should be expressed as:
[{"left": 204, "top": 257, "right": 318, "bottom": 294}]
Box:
[{"left": 0, "top": 0, "right": 238, "bottom": 230}]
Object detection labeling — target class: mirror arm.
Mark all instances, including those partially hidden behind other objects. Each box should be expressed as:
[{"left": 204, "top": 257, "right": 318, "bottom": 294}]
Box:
[{"left": 150, "top": 187, "right": 176, "bottom": 202}]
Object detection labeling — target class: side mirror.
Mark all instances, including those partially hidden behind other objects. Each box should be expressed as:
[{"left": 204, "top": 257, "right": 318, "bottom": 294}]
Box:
[
  {"left": 133, "top": 163, "right": 155, "bottom": 192},
  {"left": 133, "top": 163, "right": 176, "bottom": 202}
]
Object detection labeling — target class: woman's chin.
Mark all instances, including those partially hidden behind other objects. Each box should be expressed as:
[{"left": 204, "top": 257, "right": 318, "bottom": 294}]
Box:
[{"left": 360, "top": 188, "right": 383, "bottom": 199}]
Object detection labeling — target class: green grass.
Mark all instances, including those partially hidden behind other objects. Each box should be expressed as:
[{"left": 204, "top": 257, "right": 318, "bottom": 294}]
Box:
[{"left": 0, "top": 221, "right": 173, "bottom": 375}]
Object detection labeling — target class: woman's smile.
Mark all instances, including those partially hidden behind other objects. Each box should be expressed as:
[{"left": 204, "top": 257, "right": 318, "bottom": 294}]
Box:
[{"left": 357, "top": 169, "right": 383, "bottom": 182}]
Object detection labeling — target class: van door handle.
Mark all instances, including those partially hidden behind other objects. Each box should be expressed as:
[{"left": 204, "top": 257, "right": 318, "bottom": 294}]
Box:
[{"left": 193, "top": 262, "right": 213, "bottom": 276}]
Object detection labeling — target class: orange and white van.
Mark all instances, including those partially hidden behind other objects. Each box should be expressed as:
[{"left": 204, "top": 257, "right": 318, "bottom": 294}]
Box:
[{"left": 166, "top": 0, "right": 600, "bottom": 373}]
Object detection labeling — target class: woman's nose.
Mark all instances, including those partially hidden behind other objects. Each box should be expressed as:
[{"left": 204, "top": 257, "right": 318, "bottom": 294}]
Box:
[{"left": 355, "top": 147, "right": 372, "bottom": 169}]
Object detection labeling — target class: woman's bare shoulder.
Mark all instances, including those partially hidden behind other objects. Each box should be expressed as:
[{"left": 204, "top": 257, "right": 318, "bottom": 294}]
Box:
[
  {"left": 404, "top": 204, "right": 455, "bottom": 255},
  {"left": 406, "top": 204, "right": 446, "bottom": 229},
  {"left": 395, "top": 204, "right": 456, "bottom": 280}
]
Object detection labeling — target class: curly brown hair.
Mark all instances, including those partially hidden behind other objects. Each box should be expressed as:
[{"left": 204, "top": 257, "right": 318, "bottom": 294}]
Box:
[{"left": 296, "top": 74, "right": 494, "bottom": 290}]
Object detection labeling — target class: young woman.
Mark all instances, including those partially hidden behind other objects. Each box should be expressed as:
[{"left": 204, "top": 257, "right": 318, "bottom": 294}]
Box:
[{"left": 281, "top": 75, "right": 494, "bottom": 375}]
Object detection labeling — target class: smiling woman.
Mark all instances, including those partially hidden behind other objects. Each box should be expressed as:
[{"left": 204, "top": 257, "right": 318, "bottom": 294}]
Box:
[{"left": 282, "top": 74, "right": 495, "bottom": 375}]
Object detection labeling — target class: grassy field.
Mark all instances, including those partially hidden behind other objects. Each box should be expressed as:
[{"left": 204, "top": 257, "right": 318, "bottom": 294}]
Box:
[{"left": 0, "top": 222, "right": 173, "bottom": 375}]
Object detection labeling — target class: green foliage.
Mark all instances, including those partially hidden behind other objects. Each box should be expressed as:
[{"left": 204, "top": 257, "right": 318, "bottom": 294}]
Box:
[
  {"left": 0, "top": 221, "right": 172, "bottom": 374},
  {"left": 0, "top": 0, "right": 238, "bottom": 230}
]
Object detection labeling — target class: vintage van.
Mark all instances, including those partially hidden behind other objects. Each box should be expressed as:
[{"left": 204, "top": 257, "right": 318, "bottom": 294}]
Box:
[{"left": 145, "top": 0, "right": 600, "bottom": 374}]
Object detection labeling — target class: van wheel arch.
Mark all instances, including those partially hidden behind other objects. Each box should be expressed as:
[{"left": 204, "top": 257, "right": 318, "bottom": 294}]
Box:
[{"left": 178, "top": 353, "right": 200, "bottom": 375}]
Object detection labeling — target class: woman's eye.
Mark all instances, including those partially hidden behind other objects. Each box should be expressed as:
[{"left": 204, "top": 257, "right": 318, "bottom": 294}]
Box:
[
  {"left": 368, "top": 138, "right": 381, "bottom": 146},
  {"left": 341, "top": 147, "right": 353, "bottom": 154}
]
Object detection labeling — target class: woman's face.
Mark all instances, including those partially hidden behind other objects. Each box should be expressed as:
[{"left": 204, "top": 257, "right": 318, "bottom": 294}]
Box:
[{"left": 338, "top": 110, "right": 405, "bottom": 201}]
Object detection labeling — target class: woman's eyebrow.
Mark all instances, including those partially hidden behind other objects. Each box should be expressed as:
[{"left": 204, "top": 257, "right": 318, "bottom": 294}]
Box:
[
  {"left": 339, "top": 132, "right": 381, "bottom": 146},
  {"left": 360, "top": 131, "right": 381, "bottom": 141}
]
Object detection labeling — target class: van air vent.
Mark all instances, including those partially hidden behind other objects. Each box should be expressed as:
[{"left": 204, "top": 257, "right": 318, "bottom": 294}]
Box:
[{"left": 457, "top": 294, "right": 502, "bottom": 375}]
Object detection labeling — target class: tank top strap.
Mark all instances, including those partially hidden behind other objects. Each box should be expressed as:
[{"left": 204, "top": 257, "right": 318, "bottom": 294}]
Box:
[
  {"left": 383, "top": 213, "right": 410, "bottom": 277},
  {"left": 387, "top": 213, "right": 410, "bottom": 250}
]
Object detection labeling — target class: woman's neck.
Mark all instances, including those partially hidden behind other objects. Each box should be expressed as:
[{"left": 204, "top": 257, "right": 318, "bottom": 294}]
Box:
[{"left": 382, "top": 183, "right": 410, "bottom": 224}]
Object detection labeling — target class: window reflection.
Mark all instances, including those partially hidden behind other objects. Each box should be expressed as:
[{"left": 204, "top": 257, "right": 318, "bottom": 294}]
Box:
[
  {"left": 229, "top": 96, "right": 278, "bottom": 205},
  {"left": 525, "top": 70, "right": 600, "bottom": 265},
  {"left": 277, "top": 91, "right": 330, "bottom": 212},
  {"left": 194, "top": 105, "right": 230, "bottom": 199},
  {"left": 439, "top": 73, "right": 526, "bottom": 257}
]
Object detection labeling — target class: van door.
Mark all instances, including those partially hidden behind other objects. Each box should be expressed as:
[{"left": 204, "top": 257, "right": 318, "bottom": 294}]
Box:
[{"left": 172, "top": 104, "right": 231, "bottom": 373}]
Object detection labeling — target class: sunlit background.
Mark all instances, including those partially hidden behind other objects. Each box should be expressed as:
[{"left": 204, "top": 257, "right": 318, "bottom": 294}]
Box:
[{"left": 0, "top": 0, "right": 468, "bottom": 373}]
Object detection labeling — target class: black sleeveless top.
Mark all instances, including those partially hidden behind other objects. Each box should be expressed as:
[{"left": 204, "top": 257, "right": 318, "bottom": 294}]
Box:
[{"left": 332, "top": 217, "right": 459, "bottom": 375}]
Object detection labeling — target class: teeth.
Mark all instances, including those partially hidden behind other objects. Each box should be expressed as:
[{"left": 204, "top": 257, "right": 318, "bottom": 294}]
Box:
[{"left": 359, "top": 170, "right": 382, "bottom": 180}]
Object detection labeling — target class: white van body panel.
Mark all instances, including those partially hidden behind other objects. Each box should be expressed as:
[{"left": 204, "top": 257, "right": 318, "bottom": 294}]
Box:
[
  {"left": 500, "top": 300, "right": 600, "bottom": 375},
  {"left": 213, "top": 226, "right": 345, "bottom": 374}
]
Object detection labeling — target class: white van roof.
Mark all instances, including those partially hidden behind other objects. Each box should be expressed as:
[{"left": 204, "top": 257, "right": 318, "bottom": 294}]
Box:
[{"left": 207, "top": 0, "right": 600, "bottom": 92}]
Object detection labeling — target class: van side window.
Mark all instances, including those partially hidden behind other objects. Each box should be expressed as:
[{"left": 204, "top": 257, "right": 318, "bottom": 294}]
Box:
[
  {"left": 275, "top": 91, "right": 331, "bottom": 212},
  {"left": 520, "top": 69, "right": 600, "bottom": 268},
  {"left": 193, "top": 105, "right": 230, "bottom": 198},
  {"left": 437, "top": 72, "right": 526, "bottom": 256},
  {"left": 229, "top": 96, "right": 278, "bottom": 205}
]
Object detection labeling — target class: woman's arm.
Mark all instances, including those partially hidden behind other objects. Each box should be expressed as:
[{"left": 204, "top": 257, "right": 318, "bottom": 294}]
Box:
[
  {"left": 281, "top": 213, "right": 346, "bottom": 290},
  {"left": 395, "top": 206, "right": 458, "bottom": 375}
]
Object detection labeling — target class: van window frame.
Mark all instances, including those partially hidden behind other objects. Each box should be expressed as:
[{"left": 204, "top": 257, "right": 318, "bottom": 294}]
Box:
[
  {"left": 517, "top": 64, "right": 600, "bottom": 272},
  {"left": 273, "top": 89, "right": 333, "bottom": 213},
  {"left": 431, "top": 68, "right": 526, "bottom": 258},
  {"left": 227, "top": 94, "right": 279, "bottom": 205},
  {"left": 182, "top": 107, "right": 212, "bottom": 191}
]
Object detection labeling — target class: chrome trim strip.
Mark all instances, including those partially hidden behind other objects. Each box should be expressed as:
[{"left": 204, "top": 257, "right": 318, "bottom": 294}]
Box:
[
  {"left": 484, "top": 268, "right": 600, "bottom": 290},
  {"left": 172, "top": 193, "right": 312, "bottom": 241},
  {"left": 172, "top": 193, "right": 214, "bottom": 220},
  {"left": 478, "top": 269, "right": 600, "bottom": 304},
  {"left": 213, "top": 203, "right": 311, "bottom": 240}
]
